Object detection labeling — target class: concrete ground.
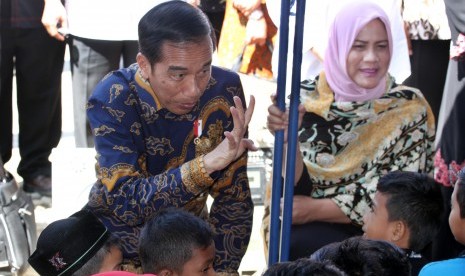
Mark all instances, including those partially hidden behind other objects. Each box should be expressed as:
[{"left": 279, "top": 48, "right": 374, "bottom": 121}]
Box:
[{"left": 5, "top": 48, "right": 277, "bottom": 276}]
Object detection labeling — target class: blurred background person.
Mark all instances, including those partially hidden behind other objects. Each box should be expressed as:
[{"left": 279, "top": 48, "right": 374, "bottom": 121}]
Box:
[
  {"left": 0, "top": 0, "right": 66, "bottom": 197},
  {"left": 217, "top": 0, "right": 277, "bottom": 80},
  {"left": 42, "top": 0, "right": 166, "bottom": 148},
  {"left": 432, "top": 0, "right": 465, "bottom": 262},
  {"left": 401, "top": 0, "right": 451, "bottom": 121}
]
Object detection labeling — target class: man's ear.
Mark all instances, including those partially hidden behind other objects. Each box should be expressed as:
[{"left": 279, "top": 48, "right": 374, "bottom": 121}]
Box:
[{"left": 136, "top": 53, "right": 150, "bottom": 79}]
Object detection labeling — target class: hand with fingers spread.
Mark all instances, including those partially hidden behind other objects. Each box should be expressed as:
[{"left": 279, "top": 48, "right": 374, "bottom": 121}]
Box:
[{"left": 204, "top": 95, "right": 257, "bottom": 173}]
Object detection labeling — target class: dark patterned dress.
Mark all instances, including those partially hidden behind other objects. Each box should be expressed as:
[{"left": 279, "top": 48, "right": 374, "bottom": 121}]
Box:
[{"left": 85, "top": 64, "right": 253, "bottom": 275}]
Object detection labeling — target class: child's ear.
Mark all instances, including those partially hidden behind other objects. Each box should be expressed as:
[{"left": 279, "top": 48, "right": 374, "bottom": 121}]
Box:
[
  {"left": 158, "top": 269, "right": 173, "bottom": 276},
  {"left": 391, "top": 220, "right": 407, "bottom": 242}
]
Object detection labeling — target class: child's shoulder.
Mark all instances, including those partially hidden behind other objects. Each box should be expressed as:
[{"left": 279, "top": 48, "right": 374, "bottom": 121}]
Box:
[
  {"left": 93, "top": 272, "right": 157, "bottom": 276},
  {"left": 419, "top": 257, "right": 465, "bottom": 276}
]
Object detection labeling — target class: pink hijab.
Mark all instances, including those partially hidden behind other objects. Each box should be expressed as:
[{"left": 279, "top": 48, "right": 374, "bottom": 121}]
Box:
[{"left": 324, "top": 0, "right": 393, "bottom": 102}]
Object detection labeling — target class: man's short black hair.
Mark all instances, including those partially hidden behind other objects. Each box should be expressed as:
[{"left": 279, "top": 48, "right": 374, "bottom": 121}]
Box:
[
  {"left": 138, "top": 0, "right": 215, "bottom": 66},
  {"left": 376, "top": 171, "right": 443, "bottom": 252}
]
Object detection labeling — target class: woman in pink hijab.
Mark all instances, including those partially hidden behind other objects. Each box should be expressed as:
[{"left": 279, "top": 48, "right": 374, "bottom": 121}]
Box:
[{"left": 263, "top": 0, "right": 435, "bottom": 260}]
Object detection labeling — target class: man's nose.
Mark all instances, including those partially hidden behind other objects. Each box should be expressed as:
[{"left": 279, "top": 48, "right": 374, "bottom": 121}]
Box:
[{"left": 183, "top": 75, "right": 202, "bottom": 97}]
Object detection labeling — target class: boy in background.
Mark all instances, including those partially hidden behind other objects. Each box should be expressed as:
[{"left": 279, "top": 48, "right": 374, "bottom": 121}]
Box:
[
  {"left": 362, "top": 171, "right": 444, "bottom": 275},
  {"left": 419, "top": 168, "right": 465, "bottom": 275}
]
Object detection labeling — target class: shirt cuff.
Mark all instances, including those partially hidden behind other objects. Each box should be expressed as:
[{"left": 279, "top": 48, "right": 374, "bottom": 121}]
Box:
[{"left": 181, "top": 155, "right": 215, "bottom": 194}]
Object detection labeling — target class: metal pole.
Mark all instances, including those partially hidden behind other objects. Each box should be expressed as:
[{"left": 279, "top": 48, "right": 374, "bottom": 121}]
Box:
[
  {"left": 279, "top": 0, "right": 305, "bottom": 262},
  {"left": 268, "top": 0, "right": 291, "bottom": 266}
]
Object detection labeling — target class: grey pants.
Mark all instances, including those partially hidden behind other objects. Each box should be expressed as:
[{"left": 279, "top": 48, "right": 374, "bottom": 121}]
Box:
[{"left": 70, "top": 36, "right": 139, "bottom": 147}]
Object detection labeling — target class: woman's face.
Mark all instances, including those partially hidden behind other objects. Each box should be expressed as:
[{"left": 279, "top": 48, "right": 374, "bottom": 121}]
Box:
[{"left": 346, "top": 19, "right": 390, "bottom": 89}]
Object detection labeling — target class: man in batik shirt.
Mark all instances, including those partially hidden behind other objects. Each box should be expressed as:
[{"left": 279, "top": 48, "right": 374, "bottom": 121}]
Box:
[{"left": 85, "top": 1, "right": 256, "bottom": 275}]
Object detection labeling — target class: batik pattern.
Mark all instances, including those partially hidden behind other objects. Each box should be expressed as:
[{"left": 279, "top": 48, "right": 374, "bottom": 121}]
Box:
[
  {"left": 85, "top": 64, "right": 253, "bottom": 274},
  {"left": 297, "top": 73, "right": 435, "bottom": 224}
]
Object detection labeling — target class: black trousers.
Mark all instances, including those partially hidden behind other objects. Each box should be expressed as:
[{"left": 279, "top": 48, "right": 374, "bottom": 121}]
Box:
[
  {"left": 403, "top": 39, "right": 450, "bottom": 121},
  {"left": 0, "top": 27, "right": 65, "bottom": 181}
]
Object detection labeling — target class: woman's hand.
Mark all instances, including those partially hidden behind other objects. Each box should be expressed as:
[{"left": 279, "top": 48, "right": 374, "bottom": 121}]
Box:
[
  {"left": 232, "top": 0, "right": 261, "bottom": 17},
  {"left": 245, "top": 16, "right": 267, "bottom": 46},
  {"left": 281, "top": 195, "right": 315, "bottom": 224},
  {"left": 280, "top": 196, "right": 352, "bottom": 224},
  {"left": 266, "top": 93, "right": 306, "bottom": 142},
  {"left": 203, "top": 95, "right": 257, "bottom": 173}
]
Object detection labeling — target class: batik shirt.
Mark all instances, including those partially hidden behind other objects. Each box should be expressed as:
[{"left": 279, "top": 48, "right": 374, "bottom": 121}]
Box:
[
  {"left": 85, "top": 64, "right": 253, "bottom": 275},
  {"left": 296, "top": 72, "right": 435, "bottom": 225}
]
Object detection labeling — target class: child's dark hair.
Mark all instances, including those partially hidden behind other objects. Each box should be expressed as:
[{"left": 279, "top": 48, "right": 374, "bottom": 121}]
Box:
[
  {"left": 310, "top": 236, "right": 411, "bottom": 276},
  {"left": 74, "top": 234, "right": 121, "bottom": 276},
  {"left": 376, "top": 171, "right": 443, "bottom": 252},
  {"left": 139, "top": 208, "right": 215, "bottom": 274},
  {"left": 263, "top": 258, "right": 347, "bottom": 276}
]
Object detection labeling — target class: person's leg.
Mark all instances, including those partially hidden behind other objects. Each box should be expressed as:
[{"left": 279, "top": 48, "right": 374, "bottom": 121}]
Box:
[
  {"left": 0, "top": 28, "right": 15, "bottom": 164},
  {"left": 15, "top": 27, "right": 65, "bottom": 195},
  {"left": 121, "top": 40, "right": 138, "bottom": 67},
  {"left": 402, "top": 39, "right": 450, "bottom": 120},
  {"left": 70, "top": 37, "right": 124, "bottom": 148},
  {"left": 289, "top": 221, "right": 363, "bottom": 261}
]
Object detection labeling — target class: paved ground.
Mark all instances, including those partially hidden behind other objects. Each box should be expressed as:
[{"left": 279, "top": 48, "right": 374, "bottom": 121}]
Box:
[{"left": 5, "top": 48, "right": 277, "bottom": 275}]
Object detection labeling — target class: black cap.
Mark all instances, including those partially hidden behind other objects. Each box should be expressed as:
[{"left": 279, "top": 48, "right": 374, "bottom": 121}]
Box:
[{"left": 28, "top": 210, "right": 110, "bottom": 276}]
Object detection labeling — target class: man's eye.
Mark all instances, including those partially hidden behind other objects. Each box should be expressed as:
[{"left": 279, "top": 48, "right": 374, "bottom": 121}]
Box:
[{"left": 172, "top": 73, "right": 185, "bottom": 80}]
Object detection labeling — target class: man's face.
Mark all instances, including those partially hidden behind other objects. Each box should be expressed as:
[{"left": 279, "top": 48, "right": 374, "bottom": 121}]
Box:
[
  {"left": 449, "top": 183, "right": 465, "bottom": 244},
  {"left": 363, "top": 192, "right": 395, "bottom": 242},
  {"left": 178, "top": 243, "right": 216, "bottom": 276},
  {"left": 346, "top": 19, "right": 390, "bottom": 90},
  {"left": 139, "top": 37, "right": 213, "bottom": 115}
]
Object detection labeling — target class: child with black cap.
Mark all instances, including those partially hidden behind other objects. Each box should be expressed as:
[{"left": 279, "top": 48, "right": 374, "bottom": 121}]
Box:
[{"left": 28, "top": 209, "right": 122, "bottom": 276}]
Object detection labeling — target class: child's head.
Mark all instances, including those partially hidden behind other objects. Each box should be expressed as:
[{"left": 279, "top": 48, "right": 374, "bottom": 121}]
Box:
[
  {"left": 449, "top": 168, "right": 465, "bottom": 244},
  {"left": 310, "top": 236, "right": 411, "bottom": 275},
  {"left": 363, "top": 171, "right": 443, "bottom": 252},
  {"left": 263, "top": 258, "right": 347, "bottom": 276},
  {"left": 28, "top": 210, "right": 122, "bottom": 276},
  {"left": 139, "top": 208, "right": 215, "bottom": 276}
]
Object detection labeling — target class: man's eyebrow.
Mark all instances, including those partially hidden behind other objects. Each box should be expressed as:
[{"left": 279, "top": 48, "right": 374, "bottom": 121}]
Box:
[
  {"left": 167, "top": 61, "right": 212, "bottom": 71},
  {"left": 168, "top": 65, "right": 188, "bottom": 71}
]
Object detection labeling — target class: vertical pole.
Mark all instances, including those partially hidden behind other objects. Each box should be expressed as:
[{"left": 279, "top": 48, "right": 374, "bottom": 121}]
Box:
[
  {"left": 268, "top": 0, "right": 291, "bottom": 266},
  {"left": 279, "top": 0, "right": 306, "bottom": 262}
]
